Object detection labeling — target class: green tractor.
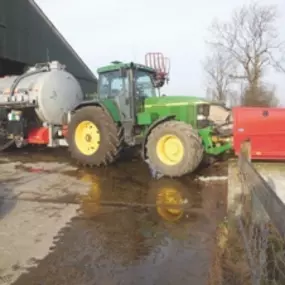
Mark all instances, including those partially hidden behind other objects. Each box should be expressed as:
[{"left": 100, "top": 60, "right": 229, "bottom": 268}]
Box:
[{"left": 67, "top": 53, "right": 232, "bottom": 177}]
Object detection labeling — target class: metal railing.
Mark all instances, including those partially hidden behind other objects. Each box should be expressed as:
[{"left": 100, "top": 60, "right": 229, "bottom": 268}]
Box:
[
  {"left": 238, "top": 147, "right": 285, "bottom": 284},
  {"left": 209, "top": 141, "right": 285, "bottom": 285},
  {"left": 223, "top": 142, "right": 285, "bottom": 285}
]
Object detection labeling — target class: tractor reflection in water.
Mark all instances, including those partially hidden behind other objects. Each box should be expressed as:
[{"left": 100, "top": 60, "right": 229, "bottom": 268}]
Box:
[
  {"left": 77, "top": 173, "right": 197, "bottom": 229},
  {"left": 75, "top": 173, "right": 199, "bottom": 265},
  {"left": 146, "top": 179, "right": 193, "bottom": 223},
  {"left": 79, "top": 174, "right": 102, "bottom": 217}
]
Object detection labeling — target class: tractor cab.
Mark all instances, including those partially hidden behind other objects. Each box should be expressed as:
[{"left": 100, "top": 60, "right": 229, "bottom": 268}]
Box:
[
  {"left": 96, "top": 53, "right": 170, "bottom": 115},
  {"left": 95, "top": 53, "right": 170, "bottom": 143},
  {"left": 97, "top": 53, "right": 169, "bottom": 98},
  {"left": 97, "top": 62, "right": 157, "bottom": 99}
]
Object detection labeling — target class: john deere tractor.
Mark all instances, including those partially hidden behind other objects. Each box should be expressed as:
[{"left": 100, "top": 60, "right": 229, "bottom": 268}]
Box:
[{"left": 67, "top": 53, "right": 232, "bottom": 177}]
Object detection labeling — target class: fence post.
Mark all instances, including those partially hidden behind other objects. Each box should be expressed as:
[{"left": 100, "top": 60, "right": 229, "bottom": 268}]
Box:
[
  {"left": 240, "top": 139, "right": 251, "bottom": 162},
  {"left": 228, "top": 139, "right": 251, "bottom": 216}
]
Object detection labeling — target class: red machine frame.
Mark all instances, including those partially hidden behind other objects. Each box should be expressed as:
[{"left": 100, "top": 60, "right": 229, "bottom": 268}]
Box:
[{"left": 233, "top": 106, "right": 285, "bottom": 160}]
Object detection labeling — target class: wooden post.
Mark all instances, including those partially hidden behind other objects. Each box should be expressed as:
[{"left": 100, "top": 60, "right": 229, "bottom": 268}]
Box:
[{"left": 240, "top": 139, "right": 251, "bottom": 162}]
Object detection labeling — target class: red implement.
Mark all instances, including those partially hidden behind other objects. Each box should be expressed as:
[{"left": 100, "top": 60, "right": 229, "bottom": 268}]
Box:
[
  {"left": 145, "top": 52, "right": 170, "bottom": 83},
  {"left": 27, "top": 127, "right": 49, "bottom": 144},
  {"left": 233, "top": 107, "right": 285, "bottom": 159}
]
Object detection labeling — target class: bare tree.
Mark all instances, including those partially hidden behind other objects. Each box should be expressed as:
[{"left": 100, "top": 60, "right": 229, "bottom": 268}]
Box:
[
  {"left": 241, "top": 84, "right": 279, "bottom": 107},
  {"left": 228, "top": 90, "right": 241, "bottom": 107},
  {"left": 207, "top": 2, "right": 284, "bottom": 106},
  {"left": 204, "top": 51, "right": 233, "bottom": 104}
]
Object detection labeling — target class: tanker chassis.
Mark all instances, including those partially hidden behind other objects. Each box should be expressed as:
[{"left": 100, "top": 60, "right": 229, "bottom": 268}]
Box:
[
  {"left": 0, "top": 55, "right": 232, "bottom": 177},
  {"left": 0, "top": 61, "right": 83, "bottom": 150}
]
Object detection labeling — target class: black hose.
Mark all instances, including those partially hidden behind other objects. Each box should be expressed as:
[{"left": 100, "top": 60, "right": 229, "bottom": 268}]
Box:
[
  {"left": 9, "top": 65, "right": 49, "bottom": 96},
  {"left": 0, "top": 138, "right": 15, "bottom": 151},
  {"left": 0, "top": 126, "right": 14, "bottom": 151}
]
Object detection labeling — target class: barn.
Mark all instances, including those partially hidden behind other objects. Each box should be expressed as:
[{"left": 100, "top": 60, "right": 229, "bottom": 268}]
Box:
[{"left": 0, "top": 0, "right": 97, "bottom": 95}]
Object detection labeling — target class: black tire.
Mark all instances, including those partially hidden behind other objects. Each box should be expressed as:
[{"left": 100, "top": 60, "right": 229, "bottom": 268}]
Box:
[
  {"left": 67, "top": 106, "right": 123, "bottom": 166},
  {"left": 146, "top": 120, "right": 204, "bottom": 177}
]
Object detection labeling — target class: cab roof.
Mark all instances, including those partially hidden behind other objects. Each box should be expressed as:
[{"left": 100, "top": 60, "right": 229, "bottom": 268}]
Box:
[{"left": 97, "top": 61, "right": 155, "bottom": 73}]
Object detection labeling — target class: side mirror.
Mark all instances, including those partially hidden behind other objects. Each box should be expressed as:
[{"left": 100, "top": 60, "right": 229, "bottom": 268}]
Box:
[{"left": 119, "top": 67, "right": 127, "bottom": 77}]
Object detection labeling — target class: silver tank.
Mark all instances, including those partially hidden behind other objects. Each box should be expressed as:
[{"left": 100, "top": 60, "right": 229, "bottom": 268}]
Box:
[{"left": 0, "top": 61, "right": 84, "bottom": 125}]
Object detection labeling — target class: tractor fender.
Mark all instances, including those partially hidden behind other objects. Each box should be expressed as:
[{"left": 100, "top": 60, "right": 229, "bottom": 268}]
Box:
[
  {"left": 73, "top": 100, "right": 107, "bottom": 113},
  {"left": 70, "top": 100, "right": 120, "bottom": 123},
  {"left": 141, "top": 115, "right": 175, "bottom": 160}
]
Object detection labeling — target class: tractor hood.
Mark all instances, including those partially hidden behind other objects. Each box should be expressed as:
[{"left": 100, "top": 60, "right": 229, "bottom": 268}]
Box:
[{"left": 144, "top": 96, "right": 208, "bottom": 107}]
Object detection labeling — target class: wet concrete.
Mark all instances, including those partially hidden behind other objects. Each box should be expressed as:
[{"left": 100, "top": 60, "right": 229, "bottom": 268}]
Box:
[{"left": 0, "top": 148, "right": 227, "bottom": 285}]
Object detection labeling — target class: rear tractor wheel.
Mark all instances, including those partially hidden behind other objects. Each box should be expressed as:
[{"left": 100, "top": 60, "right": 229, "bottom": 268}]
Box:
[
  {"left": 146, "top": 120, "right": 204, "bottom": 177},
  {"left": 67, "top": 106, "right": 123, "bottom": 166}
]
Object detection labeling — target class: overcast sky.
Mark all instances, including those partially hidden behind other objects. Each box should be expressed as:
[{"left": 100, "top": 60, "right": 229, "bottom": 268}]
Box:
[{"left": 35, "top": 0, "right": 285, "bottom": 104}]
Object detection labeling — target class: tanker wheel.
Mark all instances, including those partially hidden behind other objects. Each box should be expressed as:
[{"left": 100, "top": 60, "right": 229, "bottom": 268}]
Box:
[
  {"left": 68, "top": 106, "right": 123, "bottom": 166},
  {"left": 146, "top": 120, "right": 204, "bottom": 177}
]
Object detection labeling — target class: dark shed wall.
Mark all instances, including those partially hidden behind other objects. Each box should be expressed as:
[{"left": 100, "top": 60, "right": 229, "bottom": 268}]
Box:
[{"left": 0, "top": 0, "right": 97, "bottom": 94}]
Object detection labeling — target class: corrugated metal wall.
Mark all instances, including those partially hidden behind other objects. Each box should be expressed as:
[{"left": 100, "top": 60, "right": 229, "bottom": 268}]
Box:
[{"left": 0, "top": 0, "right": 97, "bottom": 94}]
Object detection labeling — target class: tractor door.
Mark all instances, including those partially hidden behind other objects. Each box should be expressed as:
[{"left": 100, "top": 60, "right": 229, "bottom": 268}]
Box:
[
  {"left": 112, "top": 72, "right": 132, "bottom": 121},
  {"left": 133, "top": 69, "right": 157, "bottom": 114},
  {"left": 98, "top": 69, "right": 136, "bottom": 144},
  {"left": 99, "top": 70, "right": 132, "bottom": 121}
]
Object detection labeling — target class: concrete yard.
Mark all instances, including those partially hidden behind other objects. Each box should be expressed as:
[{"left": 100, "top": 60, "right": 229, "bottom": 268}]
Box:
[
  {"left": 0, "top": 148, "right": 227, "bottom": 285},
  {"left": 253, "top": 162, "right": 285, "bottom": 202}
]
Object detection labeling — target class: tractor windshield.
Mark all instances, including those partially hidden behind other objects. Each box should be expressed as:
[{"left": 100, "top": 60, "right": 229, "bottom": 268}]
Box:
[
  {"left": 135, "top": 70, "right": 157, "bottom": 98},
  {"left": 98, "top": 70, "right": 128, "bottom": 99},
  {"left": 98, "top": 69, "right": 158, "bottom": 99}
]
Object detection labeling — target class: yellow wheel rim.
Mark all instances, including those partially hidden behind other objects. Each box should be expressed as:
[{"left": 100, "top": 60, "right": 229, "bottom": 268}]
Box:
[
  {"left": 156, "top": 134, "right": 184, "bottom": 165},
  {"left": 74, "top": 120, "right": 100, "bottom": 156},
  {"left": 156, "top": 188, "right": 184, "bottom": 222}
]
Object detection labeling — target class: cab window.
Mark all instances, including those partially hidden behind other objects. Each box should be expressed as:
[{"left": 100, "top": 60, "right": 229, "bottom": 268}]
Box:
[
  {"left": 135, "top": 70, "right": 156, "bottom": 98},
  {"left": 98, "top": 70, "right": 128, "bottom": 99}
]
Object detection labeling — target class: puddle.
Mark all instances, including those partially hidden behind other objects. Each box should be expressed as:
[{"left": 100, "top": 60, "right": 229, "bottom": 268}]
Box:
[
  {"left": 76, "top": 175, "right": 203, "bottom": 223},
  {"left": 197, "top": 176, "right": 228, "bottom": 182},
  {"left": 0, "top": 148, "right": 228, "bottom": 285},
  {"left": 12, "top": 172, "right": 226, "bottom": 285}
]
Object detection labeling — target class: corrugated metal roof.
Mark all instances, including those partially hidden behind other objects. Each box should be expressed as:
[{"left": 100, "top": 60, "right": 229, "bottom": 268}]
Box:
[{"left": 28, "top": 0, "right": 97, "bottom": 82}]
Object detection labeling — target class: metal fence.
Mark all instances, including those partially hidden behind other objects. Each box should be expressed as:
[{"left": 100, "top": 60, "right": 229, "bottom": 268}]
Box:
[
  {"left": 209, "top": 142, "right": 285, "bottom": 285},
  {"left": 233, "top": 143, "right": 285, "bottom": 285}
]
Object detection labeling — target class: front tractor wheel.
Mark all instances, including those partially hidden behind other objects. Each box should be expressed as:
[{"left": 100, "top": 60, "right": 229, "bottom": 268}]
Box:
[
  {"left": 146, "top": 121, "right": 204, "bottom": 177},
  {"left": 67, "top": 106, "right": 123, "bottom": 166}
]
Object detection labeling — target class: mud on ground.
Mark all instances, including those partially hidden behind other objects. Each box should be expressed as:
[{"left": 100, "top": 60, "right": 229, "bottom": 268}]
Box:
[{"left": 0, "top": 147, "right": 228, "bottom": 285}]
